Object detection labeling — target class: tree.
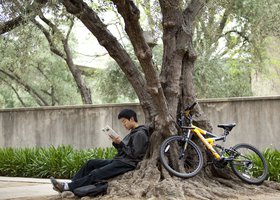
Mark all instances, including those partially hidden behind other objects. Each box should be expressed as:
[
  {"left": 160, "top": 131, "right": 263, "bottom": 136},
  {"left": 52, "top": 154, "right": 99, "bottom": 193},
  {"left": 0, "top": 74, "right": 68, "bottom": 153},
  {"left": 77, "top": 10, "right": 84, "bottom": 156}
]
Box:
[
  {"left": 0, "top": 0, "right": 93, "bottom": 105},
  {"left": 96, "top": 0, "right": 276, "bottom": 101},
  {"left": 193, "top": 0, "right": 254, "bottom": 98},
  {"left": 1, "top": 0, "right": 279, "bottom": 198},
  {"left": 0, "top": 27, "right": 82, "bottom": 107},
  {"left": 59, "top": 0, "right": 278, "bottom": 199}
]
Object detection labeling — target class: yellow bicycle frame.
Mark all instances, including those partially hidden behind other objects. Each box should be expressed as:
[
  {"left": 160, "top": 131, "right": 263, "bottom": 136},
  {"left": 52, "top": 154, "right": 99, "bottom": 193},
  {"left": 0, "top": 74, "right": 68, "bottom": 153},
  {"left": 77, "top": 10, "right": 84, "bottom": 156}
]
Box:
[{"left": 191, "top": 125, "right": 221, "bottom": 160}]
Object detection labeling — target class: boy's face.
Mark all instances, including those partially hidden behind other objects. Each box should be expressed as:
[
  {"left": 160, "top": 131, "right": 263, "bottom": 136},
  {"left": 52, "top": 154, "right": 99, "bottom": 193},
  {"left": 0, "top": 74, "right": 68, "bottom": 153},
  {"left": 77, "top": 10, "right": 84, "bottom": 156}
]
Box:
[{"left": 120, "top": 117, "right": 134, "bottom": 130}]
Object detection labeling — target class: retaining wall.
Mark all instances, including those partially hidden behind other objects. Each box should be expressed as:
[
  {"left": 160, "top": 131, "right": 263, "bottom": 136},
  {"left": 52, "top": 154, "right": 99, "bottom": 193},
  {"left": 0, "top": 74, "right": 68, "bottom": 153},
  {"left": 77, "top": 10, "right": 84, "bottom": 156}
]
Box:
[{"left": 0, "top": 96, "right": 279, "bottom": 150}]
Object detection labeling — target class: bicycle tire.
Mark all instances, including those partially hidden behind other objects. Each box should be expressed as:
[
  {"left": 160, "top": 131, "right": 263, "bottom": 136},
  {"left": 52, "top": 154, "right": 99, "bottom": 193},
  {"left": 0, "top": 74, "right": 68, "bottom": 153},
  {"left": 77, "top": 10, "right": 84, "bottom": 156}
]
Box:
[
  {"left": 229, "top": 143, "right": 268, "bottom": 185},
  {"left": 160, "top": 135, "right": 204, "bottom": 178}
]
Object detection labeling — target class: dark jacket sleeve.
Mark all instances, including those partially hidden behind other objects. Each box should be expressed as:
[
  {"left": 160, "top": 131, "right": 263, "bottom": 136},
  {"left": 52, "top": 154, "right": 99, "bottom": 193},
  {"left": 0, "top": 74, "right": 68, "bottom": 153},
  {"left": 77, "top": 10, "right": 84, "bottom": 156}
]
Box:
[
  {"left": 112, "top": 142, "right": 120, "bottom": 149},
  {"left": 118, "top": 130, "right": 149, "bottom": 159}
]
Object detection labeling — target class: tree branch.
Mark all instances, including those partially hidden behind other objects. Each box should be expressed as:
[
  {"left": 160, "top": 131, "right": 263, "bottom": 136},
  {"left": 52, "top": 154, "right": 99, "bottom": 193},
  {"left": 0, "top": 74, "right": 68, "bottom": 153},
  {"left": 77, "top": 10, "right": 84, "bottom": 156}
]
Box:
[
  {"left": 0, "top": 76, "right": 27, "bottom": 107},
  {"left": 66, "top": 17, "right": 75, "bottom": 41},
  {"left": 112, "top": 0, "right": 170, "bottom": 120},
  {"left": 111, "top": 0, "right": 155, "bottom": 81},
  {"left": 219, "top": 10, "right": 229, "bottom": 34},
  {"left": 223, "top": 30, "right": 250, "bottom": 43},
  {"left": 32, "top": 18, "right": 66, "bottom": 59},
  {"left": 0, "top": 16, "right": 24, "bottom": 35},
  {"left": 61, "top": 0, "right": 157, "bottom": 120},
  {"left": 0, "top": 69, "right": 49, "bottom": 106},
  {"left": 183, "top": 0, "right": 205, "bottom": 22},
  {"left": 36, "top": 65, "right": 60, "bottom": 105},
  {"left": 33, "top": 11, "right": 93, "bottom": 104},
  {"left": 0, "top": 0, "right": 47, "bottom": 35}
]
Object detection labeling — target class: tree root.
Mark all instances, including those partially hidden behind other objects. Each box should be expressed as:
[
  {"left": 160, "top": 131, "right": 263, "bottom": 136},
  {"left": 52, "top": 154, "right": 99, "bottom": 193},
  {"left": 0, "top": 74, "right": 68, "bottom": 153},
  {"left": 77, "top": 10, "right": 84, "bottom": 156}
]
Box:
[{"left": 58, "top": 159, "right": 280, "bottom": 200}]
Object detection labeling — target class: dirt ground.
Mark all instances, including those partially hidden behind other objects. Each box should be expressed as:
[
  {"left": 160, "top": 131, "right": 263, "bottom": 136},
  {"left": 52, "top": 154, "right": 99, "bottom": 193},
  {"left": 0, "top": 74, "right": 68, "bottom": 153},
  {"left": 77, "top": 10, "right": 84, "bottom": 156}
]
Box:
[
  {"left": 2, "top": 180, "right": 280, "bottom": 200},
  {"left": 6, "top": 191, "right": 280, "bottom": 200}
]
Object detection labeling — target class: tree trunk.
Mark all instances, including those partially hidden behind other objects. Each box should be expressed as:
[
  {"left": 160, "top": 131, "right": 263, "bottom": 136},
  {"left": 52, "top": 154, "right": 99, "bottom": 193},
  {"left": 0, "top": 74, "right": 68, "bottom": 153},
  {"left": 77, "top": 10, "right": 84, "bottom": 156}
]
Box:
[
  {"left": 58, "top": 0, "right": 280, "bottom": 199},
  {"left": 62, "top": 38, "right": 93, "bottom": 104}
]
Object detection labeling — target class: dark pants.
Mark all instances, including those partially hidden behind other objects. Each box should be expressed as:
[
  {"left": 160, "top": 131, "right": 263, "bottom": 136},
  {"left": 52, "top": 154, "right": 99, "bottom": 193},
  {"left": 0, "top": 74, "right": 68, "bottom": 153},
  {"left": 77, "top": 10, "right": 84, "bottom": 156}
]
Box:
[{"left": 68, "top": 159, "right": 135, "bottom": 191}]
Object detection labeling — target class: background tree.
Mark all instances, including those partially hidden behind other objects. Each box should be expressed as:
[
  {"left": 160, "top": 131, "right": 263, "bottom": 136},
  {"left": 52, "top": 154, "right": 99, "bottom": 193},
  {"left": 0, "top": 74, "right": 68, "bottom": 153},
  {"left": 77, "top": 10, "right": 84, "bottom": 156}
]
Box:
[
  {"left": 0, "top": 25, "right": 82, "bottom": 107},
  {"left": 97, "top": 0, "right": 280, "bottom": 101},
  {"left": 93, "top": 62, "right": 138, "bottom": 103},
  {"left": 193, "top": 0, "right": 280, "bottom": 98},
  {"left": 0, "top": 0, "right": 93, "bottom": 105}
]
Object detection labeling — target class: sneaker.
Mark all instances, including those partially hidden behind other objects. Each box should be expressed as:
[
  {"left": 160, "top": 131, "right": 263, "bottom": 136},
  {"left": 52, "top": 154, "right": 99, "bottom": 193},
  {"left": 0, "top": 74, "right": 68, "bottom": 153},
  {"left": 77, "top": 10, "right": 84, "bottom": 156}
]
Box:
[{"left": 50, "top": 177, "right": 64, "bottom": 193}]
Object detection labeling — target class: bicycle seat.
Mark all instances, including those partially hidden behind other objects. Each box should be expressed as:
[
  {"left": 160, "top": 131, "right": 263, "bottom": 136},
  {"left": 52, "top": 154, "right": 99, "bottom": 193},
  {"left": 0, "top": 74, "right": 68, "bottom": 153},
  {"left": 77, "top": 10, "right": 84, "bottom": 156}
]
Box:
[{"left": 217, "top": 123, "right": 236, "bottom": 131}]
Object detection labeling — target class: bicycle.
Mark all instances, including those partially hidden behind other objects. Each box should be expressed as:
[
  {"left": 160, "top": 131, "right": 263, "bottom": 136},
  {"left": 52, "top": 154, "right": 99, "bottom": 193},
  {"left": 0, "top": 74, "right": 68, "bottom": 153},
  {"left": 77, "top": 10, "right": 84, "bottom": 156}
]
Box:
[{"left": 159, "top": 102, "right": 268, "bottom": 185}]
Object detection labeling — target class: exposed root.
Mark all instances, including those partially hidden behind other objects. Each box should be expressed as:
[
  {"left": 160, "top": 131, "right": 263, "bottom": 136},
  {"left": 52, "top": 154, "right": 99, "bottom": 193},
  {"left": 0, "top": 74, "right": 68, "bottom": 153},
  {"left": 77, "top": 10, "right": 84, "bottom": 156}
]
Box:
[
  {"left": 58, "top": 175, "right": 280, "bottom": 200},
  {"left": 58, "top": 157, "right": 280, "bottom": 200}
]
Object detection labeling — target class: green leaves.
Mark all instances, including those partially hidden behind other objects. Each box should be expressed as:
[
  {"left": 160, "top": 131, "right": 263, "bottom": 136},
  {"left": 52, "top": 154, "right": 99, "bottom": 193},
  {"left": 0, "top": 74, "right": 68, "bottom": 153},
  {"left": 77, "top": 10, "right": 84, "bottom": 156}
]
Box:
[
  {"left": 0, "top": 145, "right": 117, "bottom": 179},
  {"left": 262, "top": 148, "right": 280, "bottom": 182},
  {"left": 248, "top": 148, "right": 280, "bottom": 182},
  {"left": 93, "top": 63, "right": 138, "bottom": 103}
]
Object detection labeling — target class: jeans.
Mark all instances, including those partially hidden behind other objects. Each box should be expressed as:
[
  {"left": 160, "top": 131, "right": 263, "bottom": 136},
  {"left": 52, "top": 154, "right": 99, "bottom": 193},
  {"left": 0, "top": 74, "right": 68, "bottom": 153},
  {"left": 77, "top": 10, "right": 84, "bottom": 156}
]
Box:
[{"left": 68, "top": 159, "right": 135, "bottom": 191}]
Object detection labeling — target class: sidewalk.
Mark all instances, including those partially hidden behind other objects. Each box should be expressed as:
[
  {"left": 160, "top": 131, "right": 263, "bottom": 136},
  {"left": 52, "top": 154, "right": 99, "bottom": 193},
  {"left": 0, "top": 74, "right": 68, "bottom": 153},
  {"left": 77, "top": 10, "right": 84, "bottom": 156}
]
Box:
[{"left": 0, "top": 176, "right": 70, "bottom": 200}]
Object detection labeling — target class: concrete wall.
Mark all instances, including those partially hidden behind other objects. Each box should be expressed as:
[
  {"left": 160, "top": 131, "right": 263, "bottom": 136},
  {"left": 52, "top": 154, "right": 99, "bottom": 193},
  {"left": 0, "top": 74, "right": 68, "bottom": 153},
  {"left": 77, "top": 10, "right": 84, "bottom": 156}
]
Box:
[
  {"left": 0, "top": 96, "right": 279, "bottom": 150},
  {"left": 200, "top": 96, "right": 280, "bottom": 150},
  {"left": 0, "top": 104, "right": 144, "bottom": 149}
]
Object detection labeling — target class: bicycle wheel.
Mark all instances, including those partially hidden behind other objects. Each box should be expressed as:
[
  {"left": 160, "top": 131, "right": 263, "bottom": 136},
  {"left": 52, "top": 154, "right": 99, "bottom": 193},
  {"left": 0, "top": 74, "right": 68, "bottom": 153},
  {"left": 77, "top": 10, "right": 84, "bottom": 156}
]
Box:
[
  {"left": 229, "top": 143, "right": 268, "bottom": 185},
  {"left": 160, "top": 135, "right": 203, "bottom": 178}
]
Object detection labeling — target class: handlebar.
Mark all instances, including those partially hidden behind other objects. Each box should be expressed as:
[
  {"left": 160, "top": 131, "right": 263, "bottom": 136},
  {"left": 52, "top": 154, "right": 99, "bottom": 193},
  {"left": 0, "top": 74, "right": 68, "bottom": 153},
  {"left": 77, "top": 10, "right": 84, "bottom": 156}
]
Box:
[{"left": 185, "top": 102, "right": 197, "bottom": 111}]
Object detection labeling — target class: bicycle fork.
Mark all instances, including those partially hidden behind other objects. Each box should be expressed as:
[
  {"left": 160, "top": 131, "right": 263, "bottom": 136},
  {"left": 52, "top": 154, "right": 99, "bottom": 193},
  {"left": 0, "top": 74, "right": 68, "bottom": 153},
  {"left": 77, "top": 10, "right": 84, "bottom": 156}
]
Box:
[{"left": 179, "top": 130, "right": 192, "bottom": 159}]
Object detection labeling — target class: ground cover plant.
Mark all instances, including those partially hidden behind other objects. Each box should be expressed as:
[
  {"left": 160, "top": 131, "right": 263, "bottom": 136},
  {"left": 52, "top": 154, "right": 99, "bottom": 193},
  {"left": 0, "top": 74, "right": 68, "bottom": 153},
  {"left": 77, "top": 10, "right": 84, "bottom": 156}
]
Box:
[
  {"left": 262, "top": 148, "right": 280, "bottom": 182},
  {"left": 0, "top": 146, "right": 279, "bottom": 183},
  {"left": 0, "top": 145, "right": 116, "bottom": 179}
]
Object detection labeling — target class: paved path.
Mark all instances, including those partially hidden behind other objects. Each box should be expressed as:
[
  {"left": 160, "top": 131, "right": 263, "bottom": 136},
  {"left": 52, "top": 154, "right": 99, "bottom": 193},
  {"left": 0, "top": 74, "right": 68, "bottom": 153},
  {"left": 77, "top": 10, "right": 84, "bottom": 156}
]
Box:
[
  {"left": 1, "top": 176, "right": 280, "bottom": 200},
  {"left": 0, "top": 177, "right": 69, "bottom": 200}
]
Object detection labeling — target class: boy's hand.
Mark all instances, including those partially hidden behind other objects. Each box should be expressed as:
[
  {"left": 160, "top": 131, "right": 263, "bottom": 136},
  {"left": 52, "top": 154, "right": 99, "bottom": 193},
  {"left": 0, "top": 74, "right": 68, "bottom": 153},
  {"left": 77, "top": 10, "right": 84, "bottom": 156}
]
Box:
[{"left": 110, "top": 135, "right": 122, "bottom": 144}]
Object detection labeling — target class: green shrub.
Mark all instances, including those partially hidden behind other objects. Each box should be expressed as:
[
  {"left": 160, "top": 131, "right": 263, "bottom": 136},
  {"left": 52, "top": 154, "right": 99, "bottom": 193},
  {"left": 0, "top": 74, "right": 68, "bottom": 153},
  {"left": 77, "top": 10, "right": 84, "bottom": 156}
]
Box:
[
  {"left": 248, "top": 148, "right": 280, "bottom": 182},
  {"left": 262, "top": 148, "right": 280, "bottom": 182},
  {"left": 3, "top": 145, "right": 278, "bottom": 183},
  {"left": 0, "top": 145, "right": 117, "bottom": 179}
]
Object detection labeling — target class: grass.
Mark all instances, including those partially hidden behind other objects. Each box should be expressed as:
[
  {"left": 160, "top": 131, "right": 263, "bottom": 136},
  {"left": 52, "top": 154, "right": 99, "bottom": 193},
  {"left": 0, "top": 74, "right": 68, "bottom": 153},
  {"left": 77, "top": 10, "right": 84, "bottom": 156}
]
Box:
[{"left": 0, "top": 145, "right": 117, "bottom": 179}]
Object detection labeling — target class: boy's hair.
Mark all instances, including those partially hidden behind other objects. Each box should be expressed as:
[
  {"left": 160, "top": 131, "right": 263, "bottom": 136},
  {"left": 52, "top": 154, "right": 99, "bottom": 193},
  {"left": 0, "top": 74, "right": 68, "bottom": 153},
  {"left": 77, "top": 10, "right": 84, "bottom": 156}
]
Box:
[{"left": 118, "top": 109, "right": 138, "bottom": 122}]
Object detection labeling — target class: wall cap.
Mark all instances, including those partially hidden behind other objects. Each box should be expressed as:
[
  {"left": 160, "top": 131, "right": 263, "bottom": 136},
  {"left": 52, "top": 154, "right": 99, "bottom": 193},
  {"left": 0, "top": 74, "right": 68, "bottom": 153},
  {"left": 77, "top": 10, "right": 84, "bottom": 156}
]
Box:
[{"left": 1, "top": 95, "right": 280, "bottom": 112}]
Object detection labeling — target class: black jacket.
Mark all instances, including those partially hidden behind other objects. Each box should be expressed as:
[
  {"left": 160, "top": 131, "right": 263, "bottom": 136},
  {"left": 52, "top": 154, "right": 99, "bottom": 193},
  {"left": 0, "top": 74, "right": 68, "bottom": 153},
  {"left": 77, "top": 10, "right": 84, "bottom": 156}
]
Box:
[{"left": 112, "top": 125, "right": 149, "bottom": 167}]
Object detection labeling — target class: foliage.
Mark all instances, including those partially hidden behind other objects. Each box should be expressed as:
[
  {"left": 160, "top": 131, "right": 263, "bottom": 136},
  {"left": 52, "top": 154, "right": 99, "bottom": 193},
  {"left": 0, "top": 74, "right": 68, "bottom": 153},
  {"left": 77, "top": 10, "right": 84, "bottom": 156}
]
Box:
[
  {"left": 0, "top": 24, "right": 82, "bottom": 108},
  {"left": 0, "top": 145, "right": 279, "bottom": 183},
  {"left": 194, "top": 57, "right": 253, "bottom": 98},
  {"left": 247, "top": 148, "right": 280, "bottom": 183},
  {"left": 262, "top": 148, "right": 280, "bottom": 182},
  {"left": 193, "top": 0, "right": 280, "bottom": 98},
  {"left": 93, "top": 62, "right": 138, "bottom": 103},
  {"left": 0, "top": 145, "right": 117, "bottom": 179},
  {"left": 1, "top": 0, "right": 280, "bottom": 106}
]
